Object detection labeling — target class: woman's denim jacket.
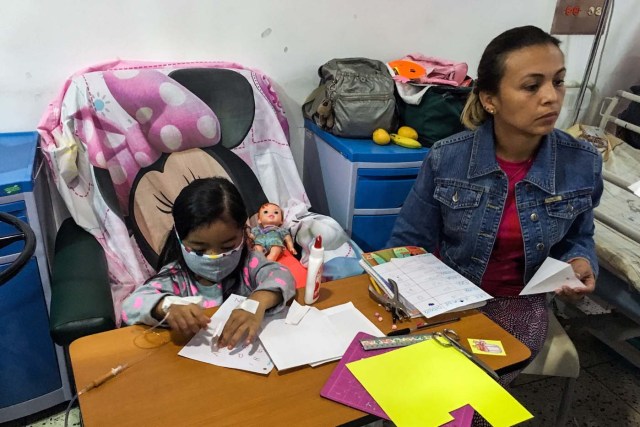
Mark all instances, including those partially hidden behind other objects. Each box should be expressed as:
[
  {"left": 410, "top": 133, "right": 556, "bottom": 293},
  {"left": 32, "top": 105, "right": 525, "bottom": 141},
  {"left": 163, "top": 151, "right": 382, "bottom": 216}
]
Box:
[{"left": 388, "top": 120, "right": 604, "bottom": 286}]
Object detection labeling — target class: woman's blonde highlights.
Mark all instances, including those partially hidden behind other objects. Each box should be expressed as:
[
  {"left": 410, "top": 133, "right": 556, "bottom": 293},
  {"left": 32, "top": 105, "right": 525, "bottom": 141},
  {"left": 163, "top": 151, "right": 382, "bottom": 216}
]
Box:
[{"left": 461, "top": 91, "right": 489, "bottom": 130}]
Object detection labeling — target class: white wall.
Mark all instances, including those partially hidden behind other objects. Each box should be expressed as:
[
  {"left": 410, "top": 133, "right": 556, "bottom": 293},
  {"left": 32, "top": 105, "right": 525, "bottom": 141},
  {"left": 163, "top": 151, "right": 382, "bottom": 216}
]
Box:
[{"left": 1, "top": 0, "right": 637, "bottom": 172}]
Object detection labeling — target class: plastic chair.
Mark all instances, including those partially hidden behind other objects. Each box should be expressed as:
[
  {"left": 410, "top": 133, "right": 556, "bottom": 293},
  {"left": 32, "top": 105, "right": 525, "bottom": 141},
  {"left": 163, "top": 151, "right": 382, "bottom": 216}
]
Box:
[{"left": 521, "top": 309, "right": 580, "bottom": 427}]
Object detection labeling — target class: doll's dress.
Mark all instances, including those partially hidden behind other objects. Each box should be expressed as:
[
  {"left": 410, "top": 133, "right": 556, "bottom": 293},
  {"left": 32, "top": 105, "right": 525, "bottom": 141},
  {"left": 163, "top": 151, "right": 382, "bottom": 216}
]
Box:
[{"left": 251, "top": 225, "right": 289, "bottom": 251}]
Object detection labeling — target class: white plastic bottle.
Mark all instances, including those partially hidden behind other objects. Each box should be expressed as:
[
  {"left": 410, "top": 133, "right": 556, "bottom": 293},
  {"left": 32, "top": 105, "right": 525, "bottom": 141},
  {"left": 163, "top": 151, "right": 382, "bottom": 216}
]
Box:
[{"left": 304, "top": 235, "right": 324, "bottom": 305}]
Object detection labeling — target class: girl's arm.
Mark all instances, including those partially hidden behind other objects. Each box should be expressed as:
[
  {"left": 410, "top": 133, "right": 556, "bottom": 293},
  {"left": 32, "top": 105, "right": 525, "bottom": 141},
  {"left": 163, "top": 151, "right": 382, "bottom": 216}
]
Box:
[{"left": 122, "top": 273, "right": 175, "bottom": 326}]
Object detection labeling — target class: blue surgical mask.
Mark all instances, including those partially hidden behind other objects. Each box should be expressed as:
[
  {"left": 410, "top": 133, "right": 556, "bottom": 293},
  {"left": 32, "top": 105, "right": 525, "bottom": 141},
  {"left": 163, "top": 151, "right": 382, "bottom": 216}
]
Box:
[{"left": 178, "top": 235, "right": 244, "bottom": 282}]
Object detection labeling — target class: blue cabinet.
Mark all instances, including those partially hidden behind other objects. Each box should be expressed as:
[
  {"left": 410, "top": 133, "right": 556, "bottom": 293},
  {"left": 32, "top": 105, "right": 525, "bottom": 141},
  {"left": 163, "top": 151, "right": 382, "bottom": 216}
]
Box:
[
  {"left": 0, "top": 132, "right": 71, "bottom": 423},
  {"left": 303, "top": 121, "right": 429, "bottom": 252}
]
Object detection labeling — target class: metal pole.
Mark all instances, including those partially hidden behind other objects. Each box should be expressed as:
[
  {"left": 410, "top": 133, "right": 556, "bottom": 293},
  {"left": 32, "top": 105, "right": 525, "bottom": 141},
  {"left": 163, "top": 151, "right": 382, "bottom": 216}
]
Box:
[{"left": 570, "top": 0, "right": 614, "bottom": 126}]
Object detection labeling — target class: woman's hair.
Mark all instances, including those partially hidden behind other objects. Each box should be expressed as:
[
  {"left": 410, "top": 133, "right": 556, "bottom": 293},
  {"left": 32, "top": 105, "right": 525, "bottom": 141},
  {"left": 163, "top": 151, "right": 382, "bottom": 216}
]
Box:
[
  {"left": 461, "top": 25, "right": 562, "bottom": 130},
  {"left": 156, "top": 177, "right": 248, "bottom": 272}
]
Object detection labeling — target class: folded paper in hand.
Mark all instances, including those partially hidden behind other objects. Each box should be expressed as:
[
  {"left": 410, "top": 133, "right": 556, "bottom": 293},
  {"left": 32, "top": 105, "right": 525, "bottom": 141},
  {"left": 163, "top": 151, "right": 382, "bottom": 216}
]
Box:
[{"left": 519, "top": 257, "right": 586, "bottom": 295}]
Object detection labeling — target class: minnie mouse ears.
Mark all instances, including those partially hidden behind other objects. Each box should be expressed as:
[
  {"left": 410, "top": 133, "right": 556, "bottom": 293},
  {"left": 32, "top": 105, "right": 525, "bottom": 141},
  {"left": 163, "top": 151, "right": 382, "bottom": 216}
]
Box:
[{"left": 169, "top": 68, "right": 255, "bottom": 149}]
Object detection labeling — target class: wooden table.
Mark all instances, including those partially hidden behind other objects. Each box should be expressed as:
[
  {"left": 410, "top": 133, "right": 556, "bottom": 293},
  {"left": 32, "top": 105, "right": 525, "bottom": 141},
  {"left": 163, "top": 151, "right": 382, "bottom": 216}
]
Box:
[{"left": 70, "top": 274, "right": 531, "bottom": 427}]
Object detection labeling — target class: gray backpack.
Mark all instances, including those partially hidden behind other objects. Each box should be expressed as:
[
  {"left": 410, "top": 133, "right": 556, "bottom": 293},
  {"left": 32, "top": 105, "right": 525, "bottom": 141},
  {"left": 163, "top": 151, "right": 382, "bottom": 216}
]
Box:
[{"left": 302, "top": 58, "right": 396, "bottom": 138}]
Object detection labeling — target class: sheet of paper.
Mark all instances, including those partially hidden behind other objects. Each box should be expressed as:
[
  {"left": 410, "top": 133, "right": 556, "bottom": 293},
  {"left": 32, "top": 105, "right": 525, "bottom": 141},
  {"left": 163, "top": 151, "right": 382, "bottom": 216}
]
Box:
[
  {"left": 178, "top": 294, "right": 274, "bottom": 375},
  {"left": 284, "top": 300, "right": 310, "bottom": 325},
  {"left": 629, "top": 179, "right": 640, "bottom": 197},
  {"left": 259, "top": 307, "right": 345, "bottom": 371},
  {"left": 373, "top": 254, "right": 492, "bottom": 318},
  {"left": 519, "top": 257, "right": 586, "bottom": 295},
  {"left": 309, "top": 302, "right": 385, "bottom": 366},
  {"left": 347, "top": 339, "right": 532, "bottom": 427}
]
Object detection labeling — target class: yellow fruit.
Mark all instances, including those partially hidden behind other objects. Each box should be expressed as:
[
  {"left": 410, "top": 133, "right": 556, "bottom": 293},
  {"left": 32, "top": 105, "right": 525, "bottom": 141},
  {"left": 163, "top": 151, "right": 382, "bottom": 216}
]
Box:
[
  {"left": 390, "top": 133, "right": 422, "bottom": 149},
  {"left": 372, "top": 128, "right": 391, "bottom": 145},
  {"left": 397, "top": 126, "right": 419, "bottom": 140}
]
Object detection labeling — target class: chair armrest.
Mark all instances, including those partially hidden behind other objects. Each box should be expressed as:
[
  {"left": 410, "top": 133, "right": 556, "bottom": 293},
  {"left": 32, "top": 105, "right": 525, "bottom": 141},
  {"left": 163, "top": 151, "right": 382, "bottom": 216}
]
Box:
[{"left": 49, "top": 218, "right": 115, "bottom": 346}]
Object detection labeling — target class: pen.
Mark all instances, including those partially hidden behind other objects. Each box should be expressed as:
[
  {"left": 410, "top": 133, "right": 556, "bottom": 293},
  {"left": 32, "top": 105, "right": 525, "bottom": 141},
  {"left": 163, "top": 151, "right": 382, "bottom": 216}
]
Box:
[
  {"left": 368, "top": 276, "right": 384, "bottom": 296},
  {"left": 387, "top": 317, "right": 461, "bottom": 336}
]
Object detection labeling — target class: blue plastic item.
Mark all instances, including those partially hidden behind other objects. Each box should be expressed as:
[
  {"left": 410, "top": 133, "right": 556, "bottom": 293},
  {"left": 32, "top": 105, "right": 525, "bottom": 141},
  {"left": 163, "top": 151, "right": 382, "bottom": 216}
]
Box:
[
  {"left": 0, "top": 131, "right": 70, "bottom": 422},
  {"left": 0, "top": 132, "right": 38, "bottom": 196},
  {"left": 305, "top": 120, "right": 428, "bottom": 163}
]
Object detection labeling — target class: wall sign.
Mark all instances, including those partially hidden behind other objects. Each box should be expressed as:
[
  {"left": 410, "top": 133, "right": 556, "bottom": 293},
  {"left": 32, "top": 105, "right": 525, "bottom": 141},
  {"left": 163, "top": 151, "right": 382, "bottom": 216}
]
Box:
[{"left": 551, "top": 0, "right": 606, "bottom": 35}]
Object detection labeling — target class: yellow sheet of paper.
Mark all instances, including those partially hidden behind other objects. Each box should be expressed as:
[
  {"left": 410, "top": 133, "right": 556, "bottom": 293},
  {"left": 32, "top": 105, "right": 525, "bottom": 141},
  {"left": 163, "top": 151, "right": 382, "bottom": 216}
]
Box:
[{"left": 347, "top": 339, "right": 532, "bottom": 427}]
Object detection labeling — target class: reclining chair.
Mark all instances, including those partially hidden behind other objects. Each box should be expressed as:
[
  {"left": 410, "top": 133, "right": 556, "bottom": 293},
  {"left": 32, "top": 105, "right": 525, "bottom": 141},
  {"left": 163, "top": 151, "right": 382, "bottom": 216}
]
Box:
[{"left": 46, "top": 66, "right": 297, "bottom": 351}]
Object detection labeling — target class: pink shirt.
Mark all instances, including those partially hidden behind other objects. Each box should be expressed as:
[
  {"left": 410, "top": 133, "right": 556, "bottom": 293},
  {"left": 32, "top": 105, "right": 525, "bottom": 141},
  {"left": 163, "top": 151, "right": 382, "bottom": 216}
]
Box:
[{"left": 481, "top": 157, "right": 533, "bottom": 297}]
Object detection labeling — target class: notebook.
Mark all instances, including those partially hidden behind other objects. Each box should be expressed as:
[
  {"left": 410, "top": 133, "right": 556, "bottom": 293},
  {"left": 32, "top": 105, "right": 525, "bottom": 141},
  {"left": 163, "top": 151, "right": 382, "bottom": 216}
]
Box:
[{"left": 320, "top": 332, "right": 474, "bottom": 426}]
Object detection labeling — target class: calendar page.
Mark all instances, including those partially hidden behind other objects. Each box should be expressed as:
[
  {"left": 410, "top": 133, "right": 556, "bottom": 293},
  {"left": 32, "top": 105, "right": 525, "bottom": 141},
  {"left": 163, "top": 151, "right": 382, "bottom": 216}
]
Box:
[{"left": 372, "top": 254, "right": 492, "bottom": 318}]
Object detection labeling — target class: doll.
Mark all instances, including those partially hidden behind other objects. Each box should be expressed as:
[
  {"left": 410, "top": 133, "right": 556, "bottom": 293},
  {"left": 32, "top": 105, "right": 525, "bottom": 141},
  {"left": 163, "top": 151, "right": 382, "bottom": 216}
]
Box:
[{"left": 251, "top": 203, "right": 297, "bottom": 261}]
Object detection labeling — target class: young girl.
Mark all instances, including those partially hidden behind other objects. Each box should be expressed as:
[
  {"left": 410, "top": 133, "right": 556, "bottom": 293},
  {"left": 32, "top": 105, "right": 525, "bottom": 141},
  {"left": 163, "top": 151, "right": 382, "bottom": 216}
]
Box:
[{"left": 122, "top": 177, "right": 296, "bottom": 349}]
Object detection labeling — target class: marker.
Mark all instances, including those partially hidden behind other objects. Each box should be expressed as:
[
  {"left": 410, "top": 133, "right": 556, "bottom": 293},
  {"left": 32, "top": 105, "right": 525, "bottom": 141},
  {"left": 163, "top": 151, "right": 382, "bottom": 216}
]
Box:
[{"left": 386, "top": 317, "right": 461, "bottom": 336}]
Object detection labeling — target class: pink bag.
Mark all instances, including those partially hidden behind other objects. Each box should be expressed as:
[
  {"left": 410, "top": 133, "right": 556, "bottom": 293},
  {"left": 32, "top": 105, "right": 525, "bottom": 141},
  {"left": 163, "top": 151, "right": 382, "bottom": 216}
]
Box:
[{"left": 393, "top": 54, "right": 469, "bottom": 87}]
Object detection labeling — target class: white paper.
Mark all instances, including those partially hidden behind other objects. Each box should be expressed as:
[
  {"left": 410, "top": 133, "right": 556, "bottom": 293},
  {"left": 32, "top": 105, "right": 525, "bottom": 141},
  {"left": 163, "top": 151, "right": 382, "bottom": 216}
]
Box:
[
  {"left": 519, "top": 257, "right": 586, "bottom": 295},
  {"left": 258, "top": 307, "right": 345, "bottom": 371},
  {"left": 372, "top": 254, "right": 492, "bottom": 318},
  {"left": 309, "top": 302, "right": 385, "bottom": 366},
  {"left": 284, "top": 300, "right": 311, "bottom": 325},
  {"left": 629, "top": 180, "right": 640, "bottom": 198},
  {"left": 178, "top": 294, "right": 274, "bottom": 375}
]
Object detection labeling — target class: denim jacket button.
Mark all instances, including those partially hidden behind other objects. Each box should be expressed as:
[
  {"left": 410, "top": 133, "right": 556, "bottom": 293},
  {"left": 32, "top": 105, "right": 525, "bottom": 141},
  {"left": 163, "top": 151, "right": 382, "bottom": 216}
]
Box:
[
  {"left": 536, "top": 243, "right": 545, "bottom": 251},
  {"left": 530, "top": 213, "right": 539, "bottom": 222},
  {"left": 568, "top": 204, "right": 574, "bottom": 212}
]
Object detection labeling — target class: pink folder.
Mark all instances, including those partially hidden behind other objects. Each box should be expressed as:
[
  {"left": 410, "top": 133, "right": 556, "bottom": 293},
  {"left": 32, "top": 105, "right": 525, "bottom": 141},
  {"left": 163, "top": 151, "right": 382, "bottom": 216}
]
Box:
[{"left": 320, "top": 332, "right": 474, "bottom": 427}]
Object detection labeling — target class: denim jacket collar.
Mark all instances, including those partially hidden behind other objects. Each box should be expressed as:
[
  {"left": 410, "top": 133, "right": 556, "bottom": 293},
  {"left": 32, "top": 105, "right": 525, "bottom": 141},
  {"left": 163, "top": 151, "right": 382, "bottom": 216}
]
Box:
[{"left": 468, "top": 120, "right": 557, "bottom": 194}]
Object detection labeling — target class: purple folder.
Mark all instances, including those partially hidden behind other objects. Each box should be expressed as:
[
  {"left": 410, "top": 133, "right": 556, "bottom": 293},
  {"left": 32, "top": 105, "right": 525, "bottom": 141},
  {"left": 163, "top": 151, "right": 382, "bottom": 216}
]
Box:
[{"left": 320, "top": 332, "right": 474, "bottom": 427}]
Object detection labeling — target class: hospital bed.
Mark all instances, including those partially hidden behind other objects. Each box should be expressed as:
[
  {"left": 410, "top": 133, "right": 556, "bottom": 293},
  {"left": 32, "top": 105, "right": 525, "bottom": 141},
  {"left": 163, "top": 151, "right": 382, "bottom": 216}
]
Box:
[{"left": 578, "top": 90, "right": 640, "bottom": 367}]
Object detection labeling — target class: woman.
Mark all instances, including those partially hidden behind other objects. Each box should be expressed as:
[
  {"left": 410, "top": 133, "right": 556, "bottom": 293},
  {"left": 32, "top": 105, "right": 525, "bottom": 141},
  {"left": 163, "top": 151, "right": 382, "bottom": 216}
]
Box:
[{"left": 388, "top": 25, "right": 603, "bottom": 385}]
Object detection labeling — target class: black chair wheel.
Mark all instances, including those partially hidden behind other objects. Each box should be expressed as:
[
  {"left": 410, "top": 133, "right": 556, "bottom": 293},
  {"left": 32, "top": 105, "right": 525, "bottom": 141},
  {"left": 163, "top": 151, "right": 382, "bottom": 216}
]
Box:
[{"left": 0, "top": 212, "right": 36, "bottom": 286}]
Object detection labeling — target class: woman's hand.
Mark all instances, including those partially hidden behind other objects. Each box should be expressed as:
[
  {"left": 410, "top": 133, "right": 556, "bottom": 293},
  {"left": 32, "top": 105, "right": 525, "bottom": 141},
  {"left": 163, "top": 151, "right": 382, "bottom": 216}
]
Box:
[
  {"left": 555, "top": 258, "right": 596, "bottom": 302},
  {"left": 164, "top": 303, "right": 210, "bottom": 337}
]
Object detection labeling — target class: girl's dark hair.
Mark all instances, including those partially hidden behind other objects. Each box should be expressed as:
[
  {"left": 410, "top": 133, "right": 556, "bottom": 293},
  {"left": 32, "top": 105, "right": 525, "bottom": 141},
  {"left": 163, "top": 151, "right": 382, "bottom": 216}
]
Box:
[
  {"left": 156, "top": 177, "right": 248, "bottom": 273},
  {"left": 461, "top": 25, "right": 562, "bottom": 129}
]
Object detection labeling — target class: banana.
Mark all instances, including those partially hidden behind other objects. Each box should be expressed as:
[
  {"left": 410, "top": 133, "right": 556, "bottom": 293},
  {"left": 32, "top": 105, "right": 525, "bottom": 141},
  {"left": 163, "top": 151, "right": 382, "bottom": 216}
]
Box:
[{"left": 390, "top": 133, "right": 422, "bottom": 149}]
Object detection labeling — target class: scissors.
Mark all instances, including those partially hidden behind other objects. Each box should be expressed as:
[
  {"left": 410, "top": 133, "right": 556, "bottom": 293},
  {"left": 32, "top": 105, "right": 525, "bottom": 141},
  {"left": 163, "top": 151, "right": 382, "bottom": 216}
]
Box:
[
  {"left": 367, "top": 278, "right": 411, "bottom": 322},
  {"left": 433, "top": 329, "right": 500, "bottom": 381}
]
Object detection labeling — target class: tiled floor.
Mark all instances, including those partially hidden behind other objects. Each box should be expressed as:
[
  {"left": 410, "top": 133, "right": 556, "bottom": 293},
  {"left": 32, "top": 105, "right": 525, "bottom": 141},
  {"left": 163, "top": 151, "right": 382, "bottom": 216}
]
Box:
[
  {"left": 5, "top": 299, "right": 640, "bottom": 427},
  {"left": 508, "top": 300, "right": 640, "bottom": 426}
]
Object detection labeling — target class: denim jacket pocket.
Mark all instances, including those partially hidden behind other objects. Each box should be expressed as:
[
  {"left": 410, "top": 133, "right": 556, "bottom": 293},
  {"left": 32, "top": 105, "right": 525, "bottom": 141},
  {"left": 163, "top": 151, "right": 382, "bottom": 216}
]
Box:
[
  {"left": 434, "top": 179, "right": 484, "bottom": 232},
  {"left": 544, "top": 189, "right": 592, "bottom": 219}
]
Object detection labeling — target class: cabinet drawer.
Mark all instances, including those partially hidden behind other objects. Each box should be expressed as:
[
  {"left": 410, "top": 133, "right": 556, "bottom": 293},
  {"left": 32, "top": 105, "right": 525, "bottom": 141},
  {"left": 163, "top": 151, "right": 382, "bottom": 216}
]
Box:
[
  {"left": 0, "top": 200, "right": 29, "bottom": 257},
  {"left": 0, "top": 258, "right": 62, "bottom": 406},
  {"left": 352, "top": 214, "right": 399, "bottom": 252},
  {"left": 354, "top": 168, "right": 420, "bottom": 209}
]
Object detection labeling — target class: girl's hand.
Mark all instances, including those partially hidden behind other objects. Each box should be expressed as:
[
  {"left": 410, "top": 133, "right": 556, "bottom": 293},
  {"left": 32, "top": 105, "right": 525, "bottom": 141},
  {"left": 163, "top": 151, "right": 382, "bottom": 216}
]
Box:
[
  {"left": 165, "top": 303, "right": 210, "bottom": 336},
  {"left": 555, "top": 258, "right": 596, "bottom": 302},
  {"left": 218, "top": 307, "right": 265, "bottom": 349}
]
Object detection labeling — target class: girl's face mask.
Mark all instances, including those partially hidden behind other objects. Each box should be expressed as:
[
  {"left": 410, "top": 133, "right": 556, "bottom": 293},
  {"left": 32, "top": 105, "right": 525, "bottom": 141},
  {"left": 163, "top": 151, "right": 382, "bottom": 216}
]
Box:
[{"left": 178, "top": 234, "right": 244, "bottom": 283}]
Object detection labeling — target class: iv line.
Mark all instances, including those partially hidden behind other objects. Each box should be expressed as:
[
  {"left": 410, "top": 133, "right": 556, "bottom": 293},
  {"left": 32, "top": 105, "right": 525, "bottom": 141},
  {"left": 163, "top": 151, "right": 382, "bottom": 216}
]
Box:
[{"left": 64, "top": 312, "right": 171, "bottom": 427}]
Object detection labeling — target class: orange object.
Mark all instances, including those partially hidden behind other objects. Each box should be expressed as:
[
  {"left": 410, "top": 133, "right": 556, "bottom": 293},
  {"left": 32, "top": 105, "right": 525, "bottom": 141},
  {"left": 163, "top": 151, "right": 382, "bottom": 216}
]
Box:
[
  {"left": 388, "top": 60, "right": 426, "bottom": 80},
  {"left": 277, "top": 249, "right": 308, "bottom": 288}
]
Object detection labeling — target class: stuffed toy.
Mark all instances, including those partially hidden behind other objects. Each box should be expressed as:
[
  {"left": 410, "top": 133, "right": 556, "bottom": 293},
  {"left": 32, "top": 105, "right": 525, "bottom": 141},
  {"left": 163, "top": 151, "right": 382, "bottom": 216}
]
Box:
[{"left": 314, "top": 98, "right": 334, "bottom": 129}]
